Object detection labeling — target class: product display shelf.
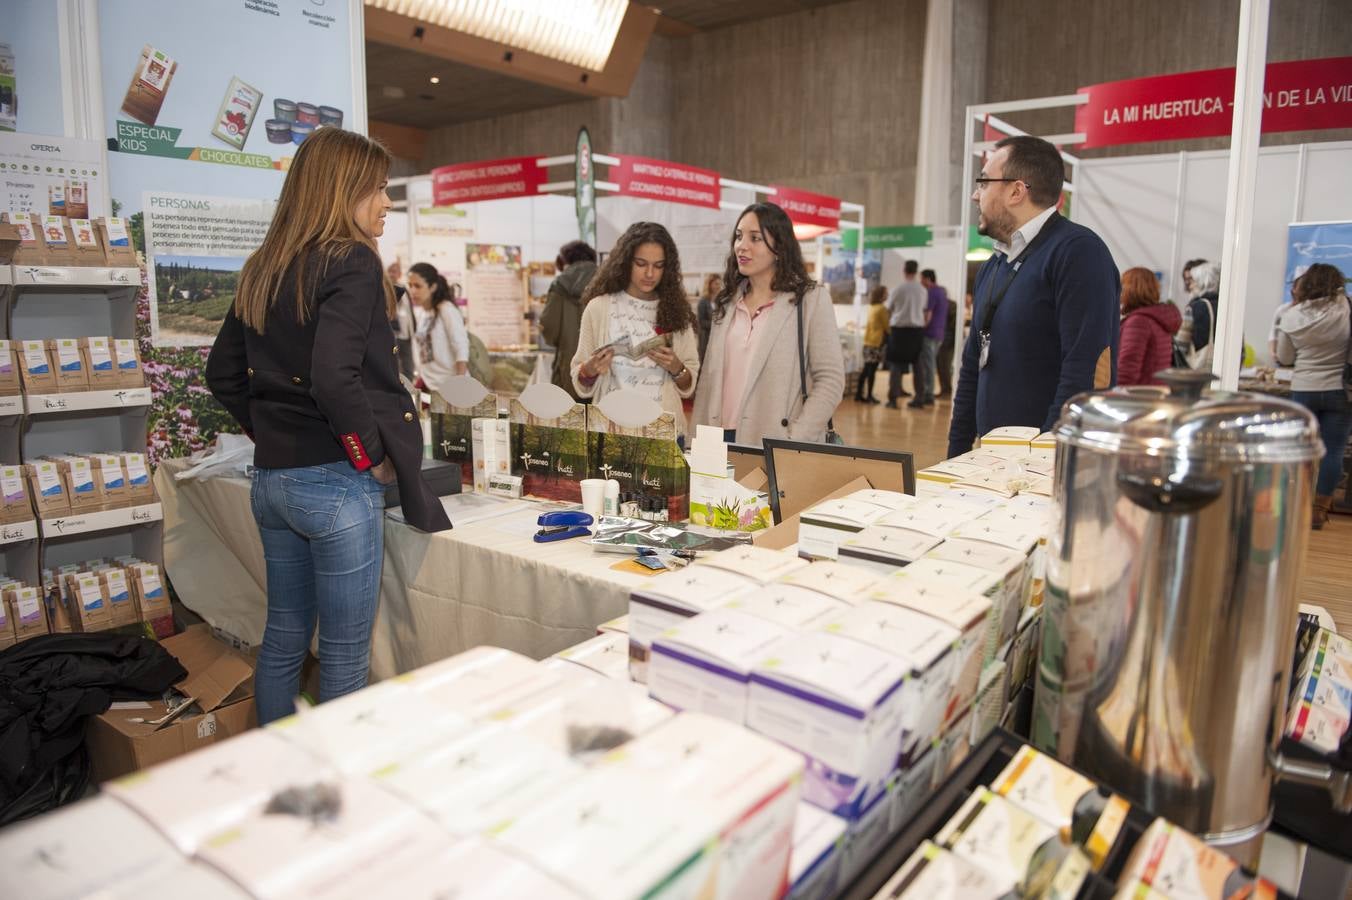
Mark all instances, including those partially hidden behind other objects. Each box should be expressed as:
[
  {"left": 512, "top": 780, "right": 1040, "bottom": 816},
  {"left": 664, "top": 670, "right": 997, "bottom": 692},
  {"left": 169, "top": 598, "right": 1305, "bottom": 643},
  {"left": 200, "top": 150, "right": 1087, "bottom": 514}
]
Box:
[
  {"left": 837, "top": 729, "right": 1294, "bottom": 900},
  {"left": 6, "top": 264, "right": 141, "bottom": 290},
  {"left": 40, "top": 502, "right": 163, "bottom": 540},
  {"left": 31, "top": 488, "right": 164, "bottom": 579},
  {"left": 6, "top": 267, "right": 161, "bottom": 581},
  {"left": 3, "top": 265, "right": 140, "bottom": 343},
  {"left": 0, "top": 531, "right": 40, "bottom": 592},
  {"left": 24, "top": 387, "right": 152, "bottom": 415},
  {"left": 0, "top": 519, "right": 38, "bottom": 546},
  {"left": 0, "top": 401, "right": 34, "bottom": 582}
]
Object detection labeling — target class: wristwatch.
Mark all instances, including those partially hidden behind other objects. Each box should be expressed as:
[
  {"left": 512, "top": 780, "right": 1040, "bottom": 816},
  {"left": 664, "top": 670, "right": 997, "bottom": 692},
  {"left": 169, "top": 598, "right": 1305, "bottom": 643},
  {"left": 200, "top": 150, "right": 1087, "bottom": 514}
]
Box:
[{"left": 672, "top": 365, "right": 689, "bottom": 379}]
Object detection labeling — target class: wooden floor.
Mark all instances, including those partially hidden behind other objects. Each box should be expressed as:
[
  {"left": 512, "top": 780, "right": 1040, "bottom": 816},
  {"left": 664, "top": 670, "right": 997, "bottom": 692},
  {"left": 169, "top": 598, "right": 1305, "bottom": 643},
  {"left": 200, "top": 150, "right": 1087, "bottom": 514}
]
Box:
[{"left": 830, "top": 384, "right": 1352, "bottom": 634}]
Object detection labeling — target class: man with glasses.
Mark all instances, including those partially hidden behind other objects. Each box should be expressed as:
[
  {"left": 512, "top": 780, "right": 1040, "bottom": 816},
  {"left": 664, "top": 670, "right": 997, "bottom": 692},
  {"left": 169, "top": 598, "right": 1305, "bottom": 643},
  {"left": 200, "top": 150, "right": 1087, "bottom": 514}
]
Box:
[{"left": 947, "top": 135, "right": 1120, "bottom": 457}]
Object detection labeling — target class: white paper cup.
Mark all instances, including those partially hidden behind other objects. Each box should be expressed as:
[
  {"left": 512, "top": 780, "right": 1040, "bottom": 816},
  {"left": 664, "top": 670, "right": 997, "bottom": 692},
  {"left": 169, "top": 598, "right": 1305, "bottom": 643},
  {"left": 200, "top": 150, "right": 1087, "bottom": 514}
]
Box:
[{"left": 580, "top": 478, "right": 607, "bottom": 522}]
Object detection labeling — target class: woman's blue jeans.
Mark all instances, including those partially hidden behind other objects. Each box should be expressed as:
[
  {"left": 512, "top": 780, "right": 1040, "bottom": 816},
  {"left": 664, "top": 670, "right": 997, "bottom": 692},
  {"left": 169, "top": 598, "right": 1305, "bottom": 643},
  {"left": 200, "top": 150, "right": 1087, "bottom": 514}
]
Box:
[
  {"left": 249, "top": 461, "right": 386, "bottom": 725},
  {"left": 1292, "top": 390, "right": 1352, "bottom": 497}
]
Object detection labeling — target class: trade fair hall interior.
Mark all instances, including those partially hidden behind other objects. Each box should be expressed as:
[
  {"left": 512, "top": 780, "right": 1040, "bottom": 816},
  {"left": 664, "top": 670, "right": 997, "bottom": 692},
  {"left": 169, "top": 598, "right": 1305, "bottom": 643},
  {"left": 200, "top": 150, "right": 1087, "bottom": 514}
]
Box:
[{"left": 1, "top": 1, "right": 1352, "bottom": 898}]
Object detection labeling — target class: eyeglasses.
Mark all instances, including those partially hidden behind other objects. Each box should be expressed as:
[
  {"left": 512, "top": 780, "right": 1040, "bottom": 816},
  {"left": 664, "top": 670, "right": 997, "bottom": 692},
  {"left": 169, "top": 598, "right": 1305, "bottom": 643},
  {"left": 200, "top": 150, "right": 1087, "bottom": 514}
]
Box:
[{"left": 974, "top": 177, "right": 1025, "bottom": 190}]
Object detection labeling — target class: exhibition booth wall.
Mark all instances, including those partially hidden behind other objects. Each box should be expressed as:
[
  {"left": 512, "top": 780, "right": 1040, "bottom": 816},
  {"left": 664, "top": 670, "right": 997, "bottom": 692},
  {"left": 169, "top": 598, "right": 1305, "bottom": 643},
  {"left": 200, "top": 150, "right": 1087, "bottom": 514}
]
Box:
[{"left": 1074, "top": 140, "right": 1352, "bottom": 365}]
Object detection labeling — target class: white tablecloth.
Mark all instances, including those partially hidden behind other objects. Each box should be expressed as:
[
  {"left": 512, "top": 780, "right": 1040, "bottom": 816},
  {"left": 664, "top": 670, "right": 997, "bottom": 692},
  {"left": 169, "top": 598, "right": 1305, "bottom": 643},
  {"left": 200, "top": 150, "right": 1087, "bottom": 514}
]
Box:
[{"left": 156, "top": 458, "right": 643, "bottom": 679}]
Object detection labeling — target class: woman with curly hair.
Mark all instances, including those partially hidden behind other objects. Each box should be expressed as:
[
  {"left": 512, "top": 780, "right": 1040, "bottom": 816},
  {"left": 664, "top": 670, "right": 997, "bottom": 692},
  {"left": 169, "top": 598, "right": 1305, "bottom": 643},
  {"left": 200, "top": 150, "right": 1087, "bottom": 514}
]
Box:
[
  {"left": 1276, "top": 263, "right": 1351, "bottom": 529},
  {"left": 692, "top": 202, "right": 845, "bottom": 445},
  {"left": 571, "top": 222, "right": 699, "bottom": 436}
]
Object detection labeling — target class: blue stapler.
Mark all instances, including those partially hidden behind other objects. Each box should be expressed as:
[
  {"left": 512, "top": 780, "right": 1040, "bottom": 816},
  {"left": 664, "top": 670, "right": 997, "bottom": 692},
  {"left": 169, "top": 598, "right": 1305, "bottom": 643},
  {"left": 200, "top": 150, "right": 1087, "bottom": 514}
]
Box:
[{"left": 534, "top": 510, "right": 593, "bottom": 543}]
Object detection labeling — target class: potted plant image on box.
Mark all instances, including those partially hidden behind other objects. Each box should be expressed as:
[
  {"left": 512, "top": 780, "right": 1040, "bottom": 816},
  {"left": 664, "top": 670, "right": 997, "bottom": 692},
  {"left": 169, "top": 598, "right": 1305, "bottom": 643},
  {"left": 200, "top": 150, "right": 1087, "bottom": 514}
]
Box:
[
  {"left": 509, "top": 383, "right": 588, "bottom": 502},
  {"left": 586, "top": 390, "right": 690, "bottom": 522}
]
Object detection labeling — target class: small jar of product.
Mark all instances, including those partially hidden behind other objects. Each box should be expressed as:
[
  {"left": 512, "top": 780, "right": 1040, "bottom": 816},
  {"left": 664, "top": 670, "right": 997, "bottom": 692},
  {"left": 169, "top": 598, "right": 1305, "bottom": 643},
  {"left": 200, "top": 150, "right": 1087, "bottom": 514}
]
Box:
[
  {"left": 295, "top": 102, "right": 320, "bottom": 126},
  {"left": 318, "top": 105, "right": 343, "bottom": 128},
  {"left": 273, "top": 98, "right": 298, "bottom": 123},
  {"left": 290, "top": 121, "right": 315, "bottom": 145},
  {"left": 264, "top": 119, "right": 292, "bottom": 144}
]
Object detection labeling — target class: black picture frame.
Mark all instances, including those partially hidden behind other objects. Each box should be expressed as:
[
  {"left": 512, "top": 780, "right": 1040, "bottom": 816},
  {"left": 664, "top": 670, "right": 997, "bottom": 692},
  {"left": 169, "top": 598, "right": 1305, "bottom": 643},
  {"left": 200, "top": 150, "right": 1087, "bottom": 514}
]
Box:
[{"left": 761, "top": 439, "right": 917, "bottom": 524}]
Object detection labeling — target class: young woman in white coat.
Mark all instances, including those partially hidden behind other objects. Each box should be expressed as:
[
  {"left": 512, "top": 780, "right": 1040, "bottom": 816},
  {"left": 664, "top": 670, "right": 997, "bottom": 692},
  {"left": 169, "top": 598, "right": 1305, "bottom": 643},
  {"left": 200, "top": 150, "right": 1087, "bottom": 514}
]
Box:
[
  {"left": 692, "top": 202, "right": 845, "bottom": 445},
  {"left": 408, "top": 261, "right": 469, "bottom": 398},
  {"left": 571, "top": 222, "right": 700, "bottom": 437}
]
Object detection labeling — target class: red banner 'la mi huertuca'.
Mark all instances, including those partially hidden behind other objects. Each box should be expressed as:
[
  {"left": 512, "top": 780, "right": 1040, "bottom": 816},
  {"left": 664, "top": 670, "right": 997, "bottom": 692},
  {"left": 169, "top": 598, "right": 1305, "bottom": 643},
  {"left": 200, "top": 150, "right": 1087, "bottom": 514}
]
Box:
[{"left": 1075, "top": 56, "right": 1352, "bottom": 149}]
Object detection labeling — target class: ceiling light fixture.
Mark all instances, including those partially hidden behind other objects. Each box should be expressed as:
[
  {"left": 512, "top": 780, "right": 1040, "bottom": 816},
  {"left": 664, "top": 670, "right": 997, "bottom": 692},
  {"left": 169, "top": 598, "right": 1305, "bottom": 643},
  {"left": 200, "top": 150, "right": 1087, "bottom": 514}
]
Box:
[
  {"left": 366, "top": 0, "right": 627, "bottom": 71},
  {"left": 429, "top": 75, "right": 440, "bottom": 83}
]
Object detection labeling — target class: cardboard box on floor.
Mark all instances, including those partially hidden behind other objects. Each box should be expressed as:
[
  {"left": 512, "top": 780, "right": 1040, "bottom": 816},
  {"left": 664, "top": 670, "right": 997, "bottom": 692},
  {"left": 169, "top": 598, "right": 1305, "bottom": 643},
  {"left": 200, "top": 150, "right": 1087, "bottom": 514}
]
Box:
[{"left": 85, "top": 624, "right": 258, "bottom": 783}]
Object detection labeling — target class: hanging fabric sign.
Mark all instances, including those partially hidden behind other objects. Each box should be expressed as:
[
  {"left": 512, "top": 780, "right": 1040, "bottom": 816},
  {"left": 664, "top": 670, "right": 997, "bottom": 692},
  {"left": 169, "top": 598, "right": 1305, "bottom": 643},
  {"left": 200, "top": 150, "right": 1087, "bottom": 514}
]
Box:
[
  {"left": 771, "top": 185, "right": 841, "bottom": 230},
  {"left": 575, "top": 127, "right": 597, "bottom": 246},
  {"left": 1075, "top": 56, "right": 1352, "bottom": 149},
  {"left": 611, "top": 155, "right": 721, "bottom": 209},
  {"left": 431, "top": 156, "right": 545, "bottom": 205}
]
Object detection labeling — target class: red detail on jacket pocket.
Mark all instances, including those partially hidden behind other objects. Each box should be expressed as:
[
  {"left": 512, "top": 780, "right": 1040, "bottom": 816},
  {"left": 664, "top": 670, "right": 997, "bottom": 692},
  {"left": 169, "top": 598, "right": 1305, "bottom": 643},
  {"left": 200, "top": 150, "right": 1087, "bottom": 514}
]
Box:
[{"left": 341, "top": 433, "right": 373, "bottom": 471}]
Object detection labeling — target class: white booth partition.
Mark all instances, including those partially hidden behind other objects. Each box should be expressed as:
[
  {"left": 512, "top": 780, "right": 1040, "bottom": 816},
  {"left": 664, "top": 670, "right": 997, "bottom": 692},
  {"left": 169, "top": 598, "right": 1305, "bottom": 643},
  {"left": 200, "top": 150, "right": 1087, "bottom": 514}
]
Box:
[{"left": 1074, "top": 141, "right": 1352, "bottom": 365}]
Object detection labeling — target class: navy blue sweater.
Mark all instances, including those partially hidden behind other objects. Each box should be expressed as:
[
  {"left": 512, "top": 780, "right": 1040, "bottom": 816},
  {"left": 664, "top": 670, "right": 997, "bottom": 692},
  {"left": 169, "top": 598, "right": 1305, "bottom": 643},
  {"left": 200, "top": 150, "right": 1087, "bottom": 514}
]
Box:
[{"left": 947, "top": 215, "right": 1120, "bottom": 456}]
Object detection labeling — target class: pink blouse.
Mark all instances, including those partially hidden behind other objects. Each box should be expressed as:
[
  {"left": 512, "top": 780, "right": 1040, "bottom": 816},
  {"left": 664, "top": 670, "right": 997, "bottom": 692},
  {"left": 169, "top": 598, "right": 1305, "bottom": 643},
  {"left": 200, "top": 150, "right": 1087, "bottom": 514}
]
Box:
[{"left": 720, "top": 298, "right": 777, "bottom": 425}]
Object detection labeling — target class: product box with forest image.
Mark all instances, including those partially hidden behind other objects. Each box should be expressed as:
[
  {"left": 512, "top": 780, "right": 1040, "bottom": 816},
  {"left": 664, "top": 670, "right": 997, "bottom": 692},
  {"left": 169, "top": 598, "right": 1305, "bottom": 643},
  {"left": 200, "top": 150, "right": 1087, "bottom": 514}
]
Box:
[
  {"left": 509, "top": 383, "right": 588, "bottom": 502},
  {"left": 432, "top": 375, "right": 497, "bottom": 487},
  {"left": 586, "top": 391, "right": 690, "bottom": 522}
]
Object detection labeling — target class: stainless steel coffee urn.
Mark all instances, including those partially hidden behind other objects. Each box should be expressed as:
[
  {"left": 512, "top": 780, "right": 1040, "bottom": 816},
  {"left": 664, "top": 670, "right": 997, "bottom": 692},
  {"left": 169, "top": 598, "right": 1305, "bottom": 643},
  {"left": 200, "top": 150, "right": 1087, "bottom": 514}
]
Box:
[{"left": 1035, "top": 370, "right": 1323, "bottom": 863}]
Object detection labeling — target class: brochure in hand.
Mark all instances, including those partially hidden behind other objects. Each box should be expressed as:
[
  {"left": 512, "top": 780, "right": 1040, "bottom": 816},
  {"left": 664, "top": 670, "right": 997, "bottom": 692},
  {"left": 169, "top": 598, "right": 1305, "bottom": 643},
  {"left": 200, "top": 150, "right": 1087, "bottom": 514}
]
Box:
[{"left": 603, "top": 333, "right": 670, "bottom": 360}]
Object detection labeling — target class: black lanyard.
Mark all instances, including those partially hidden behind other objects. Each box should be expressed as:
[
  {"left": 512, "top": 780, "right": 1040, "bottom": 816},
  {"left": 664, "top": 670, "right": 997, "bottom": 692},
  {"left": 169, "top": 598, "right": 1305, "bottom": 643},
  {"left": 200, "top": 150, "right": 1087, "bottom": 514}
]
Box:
[{"left": 979, "top": 212, "right": 1062, "bottom": 338}]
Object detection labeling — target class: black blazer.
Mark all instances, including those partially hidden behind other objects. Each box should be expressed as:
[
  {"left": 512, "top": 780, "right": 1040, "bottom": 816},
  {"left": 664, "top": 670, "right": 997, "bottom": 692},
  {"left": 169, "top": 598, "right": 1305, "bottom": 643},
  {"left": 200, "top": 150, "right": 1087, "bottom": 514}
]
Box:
[{"left": 206, "top": 244, "right": 451, "bottom": 533}]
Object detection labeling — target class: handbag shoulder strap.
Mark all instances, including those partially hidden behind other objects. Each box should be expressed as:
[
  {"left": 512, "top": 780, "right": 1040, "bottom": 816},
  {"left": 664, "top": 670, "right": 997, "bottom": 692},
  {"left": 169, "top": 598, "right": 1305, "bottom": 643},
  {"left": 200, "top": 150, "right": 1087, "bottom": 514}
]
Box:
[
  {"left": 796, "top": 287, "right": 835, "bottom": 431},
  {"left": 797, "top": 291, "right": 808, "bottom": 402}
]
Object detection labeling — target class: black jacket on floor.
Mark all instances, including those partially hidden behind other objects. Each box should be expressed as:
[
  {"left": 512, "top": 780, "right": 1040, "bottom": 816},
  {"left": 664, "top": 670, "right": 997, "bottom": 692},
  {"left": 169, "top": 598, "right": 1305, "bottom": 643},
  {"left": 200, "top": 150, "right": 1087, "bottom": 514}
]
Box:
[{"left": 0, "top": 633, "right": 187, "bottom": 826}]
